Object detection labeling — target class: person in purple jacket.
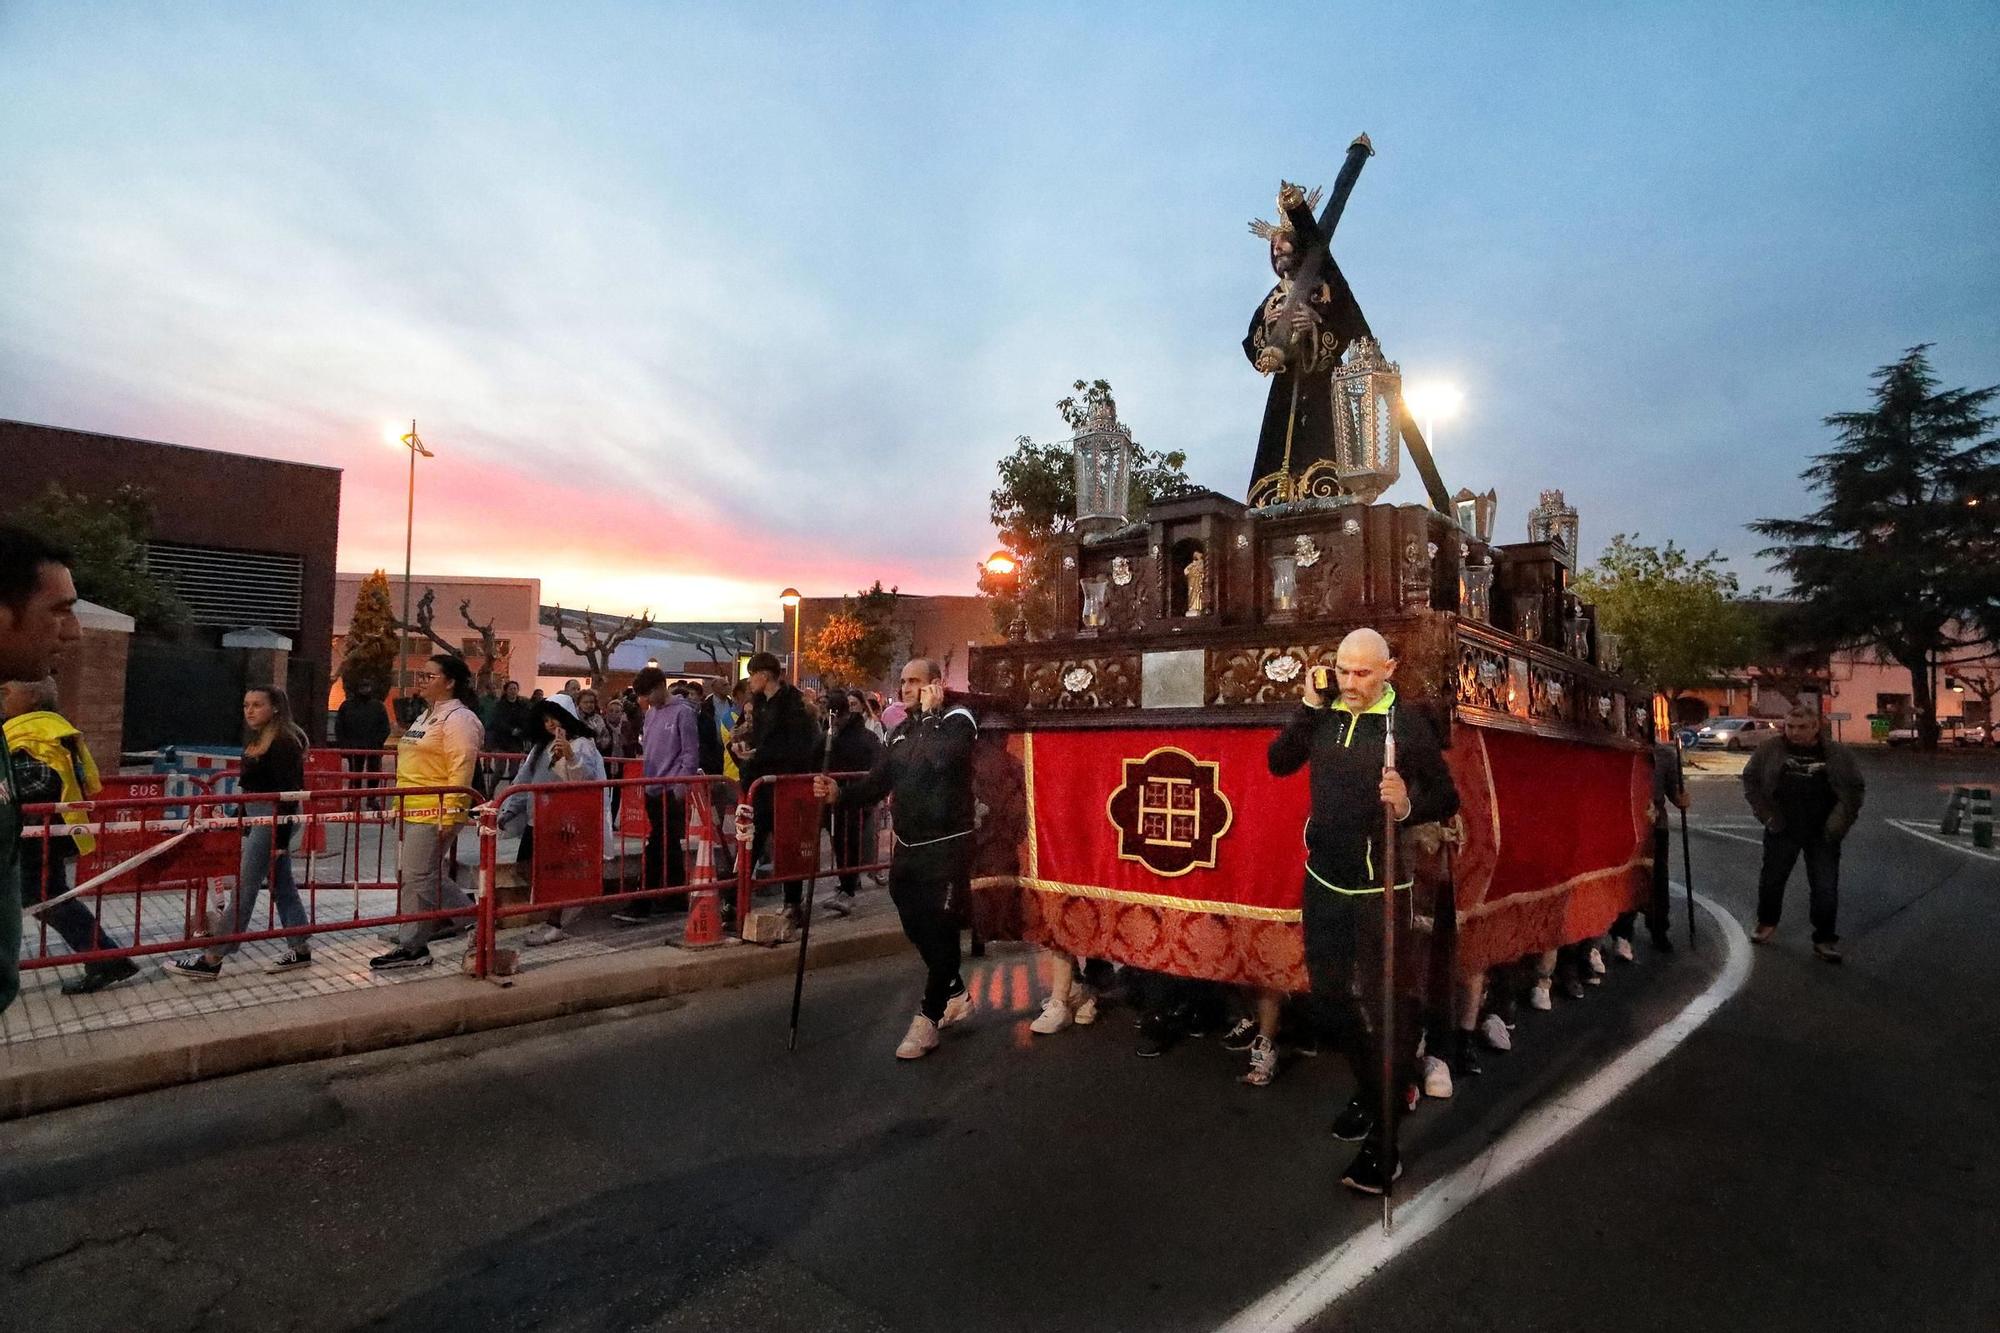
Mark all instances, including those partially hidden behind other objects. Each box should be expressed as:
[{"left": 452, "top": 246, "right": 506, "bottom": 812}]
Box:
[{"left": 613, "top": 666, "right": 698, "bottom": 925}]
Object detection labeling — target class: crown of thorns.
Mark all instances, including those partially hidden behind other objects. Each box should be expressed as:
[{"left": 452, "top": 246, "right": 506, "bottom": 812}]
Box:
[{"left": 1248, "top": 182, "right": 1321, "bottom": 240}]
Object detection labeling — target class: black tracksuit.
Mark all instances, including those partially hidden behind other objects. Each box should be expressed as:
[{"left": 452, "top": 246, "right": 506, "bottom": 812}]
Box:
[
  {"left": 837, "top": 703, "right": 977, "bottom": 1021},
  {"left": 825, "top": 714, "right": 885, "bottom": 893},
  {"left": 743, "top": 683, "right": 822, "bottom": 908},
  {"left": 1268, "top": 687, "right": 1459, "bottom": 1145}
]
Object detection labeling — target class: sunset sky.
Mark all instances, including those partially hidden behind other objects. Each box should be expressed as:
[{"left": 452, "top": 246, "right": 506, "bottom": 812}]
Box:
[{"left": 3, "top": 3, "right": 1995, "bottom": 619}]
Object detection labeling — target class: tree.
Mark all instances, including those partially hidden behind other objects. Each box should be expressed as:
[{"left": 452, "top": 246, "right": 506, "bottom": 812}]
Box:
[
  {"left": 455, "top": 598, "right": 502, "bottom": 693},
  {"left": 551, "top": 606, "right": 656, "bottom": 689},
  {"left": 802, "top": 582, "right": 900, "bottom": 688},
  {"left": 1752, "top": 345, "right": 2000, "bottom": 748},
  {"left": 12, "top": 482, "right": 186, "bottom": 631},
  {"left": 1574, "top": 534, "right": 1760, "bottom": 718},
  {"left": 341, "top": 570, "right": 399, "bottom": 696},
  {"left": 977, "top": 380, "right": 1199, "bottom": 637}
]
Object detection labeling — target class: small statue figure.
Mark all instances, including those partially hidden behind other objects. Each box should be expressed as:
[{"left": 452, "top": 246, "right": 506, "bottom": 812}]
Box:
[{"left": 1184, "top": 550, "right": 1207, "bottom": 617}]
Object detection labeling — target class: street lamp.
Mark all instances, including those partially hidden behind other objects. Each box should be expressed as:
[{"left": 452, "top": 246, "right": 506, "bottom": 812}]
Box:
[
  {"left": 985, "top": 550, "right": 1027, "bottom": 643},
  {"left": 779, "top": 587, "right": 802, "bottom": 677},
  {"left": 1401, "top": 382, "right": 1463, "bottom": 454},
  {"left": 393, "top": 420, "right": 434, "bottom": 707}
]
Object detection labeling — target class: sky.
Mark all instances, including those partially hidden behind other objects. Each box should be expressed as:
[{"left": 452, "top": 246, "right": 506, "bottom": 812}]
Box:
[{"left": 3, "top": 2, "right": 1996, "bottom": 619}]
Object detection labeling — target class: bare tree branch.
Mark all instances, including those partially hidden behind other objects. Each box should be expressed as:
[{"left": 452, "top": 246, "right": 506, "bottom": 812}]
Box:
[{"left": 551, "top": 605, "right": 658, "bottom": 688}]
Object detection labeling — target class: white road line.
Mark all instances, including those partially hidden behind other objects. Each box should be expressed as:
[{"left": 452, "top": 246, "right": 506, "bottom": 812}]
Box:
[
  {"left": 1888, "top": 819, "right": 2000, "bottom": 863},
  {"left": 1216, "top": 890, "right": 1752, "bottom": 1333},
  {"left": 1690, "top": 826, "right": 1764, "bottom": 847}
]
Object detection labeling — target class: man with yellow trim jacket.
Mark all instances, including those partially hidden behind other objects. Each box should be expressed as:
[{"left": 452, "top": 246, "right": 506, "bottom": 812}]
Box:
[{"left": 1268, "top": 627, "right": 1459, "bottom": 1196}]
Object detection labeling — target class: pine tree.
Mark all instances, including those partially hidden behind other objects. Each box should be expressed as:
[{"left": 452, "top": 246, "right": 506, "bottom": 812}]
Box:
[
  {"left": 1753, "top": 346, "right": 2000, "bottom": 748},
  {"left": 342, "top": 570, "right": 400, "bottom": 696}
]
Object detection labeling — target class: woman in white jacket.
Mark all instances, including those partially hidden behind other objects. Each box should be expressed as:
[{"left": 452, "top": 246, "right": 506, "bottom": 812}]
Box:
[{"left": 500, "top": 694, "right": 611, "bottom": 946}]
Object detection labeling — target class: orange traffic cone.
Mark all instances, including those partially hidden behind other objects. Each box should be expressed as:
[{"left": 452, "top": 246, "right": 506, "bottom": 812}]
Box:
[{"left": 674, "top": 790, "right": 727, "bottom": 949}]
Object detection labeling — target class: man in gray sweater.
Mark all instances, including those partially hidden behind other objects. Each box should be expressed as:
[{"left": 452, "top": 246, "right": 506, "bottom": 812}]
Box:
[{"left": 1741, "top": 703, "right": 1866, "bottom": 962}]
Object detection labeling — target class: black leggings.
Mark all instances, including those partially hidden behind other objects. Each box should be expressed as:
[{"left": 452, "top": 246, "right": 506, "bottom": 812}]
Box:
[
  {"left": 890, "top": 839, "right": 968, "bottom": 1021},
  {"left": 1302, "top": 875, "right": 1420, "bottom": 1140}
]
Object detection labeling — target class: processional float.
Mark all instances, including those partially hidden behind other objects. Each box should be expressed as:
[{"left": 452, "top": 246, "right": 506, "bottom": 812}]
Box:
[{"left": 962, "top": 135, "right": 1656, "bottom": 1220}]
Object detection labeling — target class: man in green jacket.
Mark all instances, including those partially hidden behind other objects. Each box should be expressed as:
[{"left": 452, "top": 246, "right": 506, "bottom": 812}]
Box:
[{"left": 0, "top": 527, "right": 85, "bottom": 1014}]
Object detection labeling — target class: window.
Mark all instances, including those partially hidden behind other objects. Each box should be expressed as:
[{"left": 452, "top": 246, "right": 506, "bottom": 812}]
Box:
[{"left": 145, "top": 541, "right": 304, "bottom": 631}]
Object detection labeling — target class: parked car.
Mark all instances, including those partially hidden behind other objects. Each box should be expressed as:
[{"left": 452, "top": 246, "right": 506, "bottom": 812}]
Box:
[
  {"left": 1692, "top": 717, "right": 1782, "bottom": 751},
  {"left": 1884, "top": 724, "right": 1921, "bottom": 746},
  {"left": 1953, "top": 723, "right": 1990, "bottom": 747}
]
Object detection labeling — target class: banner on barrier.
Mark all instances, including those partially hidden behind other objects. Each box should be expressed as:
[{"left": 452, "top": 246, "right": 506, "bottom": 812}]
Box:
[
  {"left": 770, "top": 780, "right": 821, "bottom": 881},
  {"left": 532, "top": 787, "right": 607, "bottom": 903}
]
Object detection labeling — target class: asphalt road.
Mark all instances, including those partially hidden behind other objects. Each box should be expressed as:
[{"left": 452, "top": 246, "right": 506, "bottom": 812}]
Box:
[{"left": 1, "top": 748, "right": 1992, "bottom": 1332}]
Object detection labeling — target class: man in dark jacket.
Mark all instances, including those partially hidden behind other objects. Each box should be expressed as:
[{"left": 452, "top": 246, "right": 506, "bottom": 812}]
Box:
[
  {"left": 1268, "top": 628, "right": 1460, "bottom": 1196},
  {"left": 738, "top": 652, "right": 822, "bottom": 918},
  {"left": 816, "top": 658, "right": 976, "bottom": 1060},
  {"left": 334, "top": 678, "right": 393, "bottom": 798},
  {"left": 820, "top": 691, "right": 885, "bottom": 916},
  {"left": 1742, "top": 703, "right": 1865, "bottom": 962}
]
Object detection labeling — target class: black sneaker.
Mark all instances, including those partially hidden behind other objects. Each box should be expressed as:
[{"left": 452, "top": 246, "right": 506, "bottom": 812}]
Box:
[
  {"left": 167, "top": 955, "right": 222, "bottom": 981},
  {"left": 1339, "top": 1143, "right": 1403, "bottom": 1196},
  {"left": 1813, "top": 941, "right": 1844, "bottom": 964},
  {"left": 429, "top": 921, "right": 469, "bottom": 942},
  {"left": 1220, "top": 1017, "right": 1260, "bottom": 1052},
  {"left": 823, "top": 891, "right": 857, "bottom": 918},
  {"left": 1330, "top": 1096, "right": 1374, "bottom": 1142},
  {"left": 1135, "top": 1013, "right": 1180, "bottom": 1058},
  {"left": 1650, "top": 932, "right": 1676, "bottom": 954},
  {"left": 1452, "top": 1030, "right": 1484, "bottom": 1077},
  {"left": 369, "top": 945, "right": 433, "bottom": 972},
  {"left": 265, "top": 947, "right": 313, "bottom": 974},
  {"left": 62, "top": 957, "right": 141, "bottom": 995}
]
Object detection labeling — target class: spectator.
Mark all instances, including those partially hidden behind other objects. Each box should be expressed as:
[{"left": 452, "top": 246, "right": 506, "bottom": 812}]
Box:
[
  {"left": 738, "top": 652, "right": 822, "bottom": 923},
  {"left": 500, "top": 693, "right": 610, "bottom": 947},
  {"left": 1744, "top": 703, "right": 1865, "bottom": 962},
  {"left": 613, "top": 666, "right": 698, "bottom": 925},
  {"left": 693, "top": 686, "right": 725, "bottom": 776},
  {"left": 561, "top": 679, "right": 582, "bottom": 699},
  {"left": 1612, "top": 736, "right": 1688, "bottom": 959},
  {"left": 576, "top": 687, "right": 616, "bottom": 757},
  {"left": 169, "top": 687, "right": 313, "bottom": 979},
  {"left": 857, "top": 690, "right": 888, "bottom": 741},
  {"left": 370, "top": 654, "right": 484, "bottom": 970},
  {"left": 485, "top": 680, "right": 532, "bottom": 754},
  {"left": 821, "top": 689, "right": 884, "bottom": 917},
  {"left": 5, "top": 676, "right": 137, "bottom": 995},
  {"left": 333, "top": 677, "right": 393, "bottom": 795},
  {"left": 0, "top": 527, "right": 83, "bottom": 1015}
]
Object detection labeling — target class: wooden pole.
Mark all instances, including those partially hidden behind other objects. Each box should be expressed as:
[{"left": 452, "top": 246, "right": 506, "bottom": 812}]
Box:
[{"left": 1379, "top": 721, "right": 1399, "bottom": 1234}]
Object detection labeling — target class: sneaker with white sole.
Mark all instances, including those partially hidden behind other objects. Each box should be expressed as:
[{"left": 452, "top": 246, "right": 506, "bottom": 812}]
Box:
[
  {"left": 823, "top": 891, "right": 856, "bottom": 918},
  {"left": 896, "top": 1013, "right": 941, "bottom": 1059},
  {"left": 524, "top": 923, "right": 566, "bottom": 947},
  {"left": 1240, "top": 1035, "right": 1279, "bottom": 1086},
  {"left": 1029, "top": 995, "right": 1073, "bottom": 1035},
  {"left": 1586, "top": 946, "right": 1606, "bottom": 984},
  {"left": 1479, "top": 1013, "right": 1513, "bottom": 1051},
  {"left": 1220, "top": 1017, "right": 1260, "bottom": 1052},
  {"left": 1529, "top": 978, "right": 1554, "bottom": 1011},
  {"left": 1422, "top": 1053, "right": 1454, "bottom": 1100},
  {"left": 939, "top": 987, "right": 974, "bottom": 1027},
  {"left": 1072, "top": 987, "right": 1099, "bottom": 1026},
  {"left": 1612, "top": 936, "right": 1636, "bottom": 963},
  {"left": 264, "top": 948, "right": 313, "bottom": 974}
]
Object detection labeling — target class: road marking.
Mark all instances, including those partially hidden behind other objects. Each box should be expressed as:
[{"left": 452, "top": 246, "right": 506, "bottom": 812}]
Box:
[
  {"left": 1216, "top": 890, "right": 1752, "bottom": 1333},
  {"left": 1888, "top": 819, "right": 2000, "bottom": 863},
  {"left": 1688, "top": 824, "right": 1764, "bottom": 846}
]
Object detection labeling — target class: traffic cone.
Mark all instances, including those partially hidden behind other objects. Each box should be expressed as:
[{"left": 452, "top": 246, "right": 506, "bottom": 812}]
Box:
[
  {"left": 673, "top": 789, "right": 728, "bottom": 949},
  {"left": 1942, "top": 785, "right": 1968, "bottom": 836},
  {"left": 1971, "top": 787, "right": 1994, "bottom": 849}
]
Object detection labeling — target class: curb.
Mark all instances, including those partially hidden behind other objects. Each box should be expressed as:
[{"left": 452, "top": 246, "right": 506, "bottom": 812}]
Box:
[{"left": 0, "top": 920, "right": 909, "bottom": 1121}]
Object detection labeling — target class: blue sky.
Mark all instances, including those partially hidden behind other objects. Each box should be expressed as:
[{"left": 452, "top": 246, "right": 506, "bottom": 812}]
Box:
[{"left": 3, "top": 2, "right": 1995, "bottom": 616}]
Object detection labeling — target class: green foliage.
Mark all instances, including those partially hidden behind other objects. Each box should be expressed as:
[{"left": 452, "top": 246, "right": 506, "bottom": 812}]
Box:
[
  {"left": 1752, "top": 345, "right": 2000, "bottom": 747},
  {"left": 1574, "top": 535, "right": 1760, "bottom": 699},
  {"left": 342, "top": 570, "right": 400, "bottom": 696},
  {"left": 805, "top": 581, "right": 901, "bottom": 687},
  {"left": 978, "top": 380, "right": 1199, "bottom": 637},
  {"left": 11, "top": 482, "right": 186, "bottom": 631}
]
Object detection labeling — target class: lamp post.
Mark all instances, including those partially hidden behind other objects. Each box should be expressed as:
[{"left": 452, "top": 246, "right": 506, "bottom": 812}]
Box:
[
  {"left": 1402, "top": 382, "right": 1463, "bottom": 457},
  {"left": 779, "top": 588, "right": 802, "bottom": 677},
  {"left": 985, "top": 550, "right": 1027, "bottom": 643},
  {"left": 393, "top": 420, "right": 435, "bottom": 706}
]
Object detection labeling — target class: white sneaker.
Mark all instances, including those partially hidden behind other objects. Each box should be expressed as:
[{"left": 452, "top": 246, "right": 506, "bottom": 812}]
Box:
[
  {"left": 1612, "top": 937, "right": 1635, "bottom": 963},
  {"left": 1240, "top": 1035, "right": 1279, "bottom": 1086},
  {"left": 1029, "top": 995, "right": 1073, "bottom": 1035},
  {"left": 1071, "top": 986, "right": 1099, "bottom": 1026},
  {"left": 896, "top": 1013, "right": 940, "bottom": 1059},
  {"left": 1586, "top": 946, "right": 1606, "bottom": 982},
  {"left": 523, "top": 923, "right": 566, "bottom": 947},
  {"left": 1529, "top": 979, "right": 1554, "bottom": 1011},
  {"left": 1422, "top": 1053, "right": 1454, "bottom": 1100},
  {"left": 1480, "top": 1013, "right": 1513, "bottom": 1051},
  {"left": 939, "top": 989, "right": 974, "bottom": 1028}
]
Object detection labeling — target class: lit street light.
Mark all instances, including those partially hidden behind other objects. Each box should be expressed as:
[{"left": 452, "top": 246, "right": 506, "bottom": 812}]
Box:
[
  {"left": 1402, "top": 382, "right": 1464, "bottom": 453},
  {"left": 779, "top": 587, "right": 802, "bottom": 678},
  {"left": 985, "top": 550, "right": 1027, "bottom": 643},
  {"left": 393, "top": 420, "right": 434, "bottom": 709}
]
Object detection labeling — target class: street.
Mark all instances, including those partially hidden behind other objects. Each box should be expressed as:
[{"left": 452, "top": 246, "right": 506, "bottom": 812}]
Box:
[{"left": 3, "top": 750, "right": 1996, "bottom": 1332}]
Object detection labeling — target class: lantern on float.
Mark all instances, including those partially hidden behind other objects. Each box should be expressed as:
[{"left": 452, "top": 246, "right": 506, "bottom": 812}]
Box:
[
  {"left": 1330, "top": 337, "right": 1402, "bottom": 504},
  {"left": 1072, "top": 397, "right": 1134, "bottom": 534}
]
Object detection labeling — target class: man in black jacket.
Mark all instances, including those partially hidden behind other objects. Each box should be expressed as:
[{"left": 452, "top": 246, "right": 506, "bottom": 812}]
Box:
[
  {"left": 816, "top": 658, "right": 976, "bottom": 1061},
  {"left": 1742, "top": 703, "right": 1865, "bottom": 962},
  {"left": 821, "top": 690, "right": 884, "bottom": 917},
  {"left": 738, "top": 652, "right": 822, "bottom": 919},
  {"left": 334, "top": 678, "right": 393, "bottom": 800},
  {"left": 1268, "top": 627, "right": 1460, "bottom": 1196}
]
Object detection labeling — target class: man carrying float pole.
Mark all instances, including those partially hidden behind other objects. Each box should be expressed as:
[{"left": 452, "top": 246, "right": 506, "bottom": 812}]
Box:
[
  {"left": 1268, "top": 628, "right": 1459, "bottom": 1196},
  {"left": 813, "top": 659, "right": 976, "bottom": 1061}
]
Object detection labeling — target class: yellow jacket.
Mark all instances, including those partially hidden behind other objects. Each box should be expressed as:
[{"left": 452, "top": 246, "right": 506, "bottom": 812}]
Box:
[
  {"left": 395, "top": 699, "right": 483, "bottom": 826},
  {"left": 3, "top": 711, "right": 103, "bottom": 854}
]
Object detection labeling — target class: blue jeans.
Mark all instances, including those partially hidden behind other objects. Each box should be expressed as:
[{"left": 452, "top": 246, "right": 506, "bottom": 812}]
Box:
[{"left": 217, "top": 820, "right": 308, "bottom": 957}]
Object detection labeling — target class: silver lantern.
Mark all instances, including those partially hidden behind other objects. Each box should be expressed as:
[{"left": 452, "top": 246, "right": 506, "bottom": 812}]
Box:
[
  {"left": 1331, "top": 337, "right": 1402, "bottom": 504},
  {"left": 1527, "top": 488, "right": 1580, "bottom": 571},
  {"left": 1073, "top": 397, "right": 1134, "bottom": 534},
  {"left": 1452, "top": 487, "right": 1498, "bottom": 542}
]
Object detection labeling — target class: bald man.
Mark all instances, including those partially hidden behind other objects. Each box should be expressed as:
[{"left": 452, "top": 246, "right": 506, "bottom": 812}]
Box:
[{"left": 1269, "top": 627, "right": 1460, "bottom": 1196}]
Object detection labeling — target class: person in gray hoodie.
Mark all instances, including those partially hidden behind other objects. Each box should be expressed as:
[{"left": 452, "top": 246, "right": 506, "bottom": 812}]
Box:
[{"left": 1741, "top": 703, "right": 1865, "bottom": 962}]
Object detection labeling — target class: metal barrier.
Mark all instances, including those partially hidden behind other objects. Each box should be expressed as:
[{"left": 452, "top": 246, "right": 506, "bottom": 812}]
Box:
[
  {"left": 734, "top": 772, "right": 888, "bottom": 924},
  {"left": 17, "top": 783, "right": 483, "bottom": 972}
]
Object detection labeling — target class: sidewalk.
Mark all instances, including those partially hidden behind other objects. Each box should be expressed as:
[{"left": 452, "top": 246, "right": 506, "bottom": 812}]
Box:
[{"left": 3, "top": 870, "right": 909, "bottom": 1120}]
